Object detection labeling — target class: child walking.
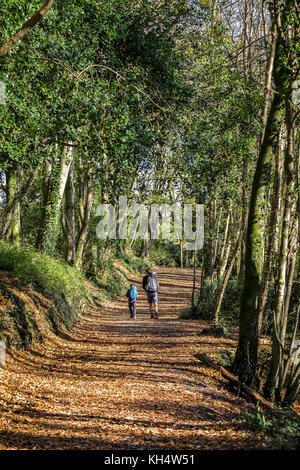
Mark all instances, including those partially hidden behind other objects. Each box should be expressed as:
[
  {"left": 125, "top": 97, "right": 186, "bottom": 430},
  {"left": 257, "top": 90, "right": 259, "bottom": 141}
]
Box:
[{"left": 126, "top": 284, "right": 138, "bottom": 319}]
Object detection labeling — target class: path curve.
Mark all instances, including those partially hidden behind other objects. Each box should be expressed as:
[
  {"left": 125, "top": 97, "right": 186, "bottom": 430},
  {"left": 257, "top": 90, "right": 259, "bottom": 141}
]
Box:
[{"left": 0, "top": 268, "right": 260, "bottom": 450}]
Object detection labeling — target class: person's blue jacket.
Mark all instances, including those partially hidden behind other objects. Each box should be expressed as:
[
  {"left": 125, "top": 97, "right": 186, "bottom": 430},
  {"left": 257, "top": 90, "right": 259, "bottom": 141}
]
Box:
[{"left": 126, "top": 285, "right": 138, "bottom": 300}]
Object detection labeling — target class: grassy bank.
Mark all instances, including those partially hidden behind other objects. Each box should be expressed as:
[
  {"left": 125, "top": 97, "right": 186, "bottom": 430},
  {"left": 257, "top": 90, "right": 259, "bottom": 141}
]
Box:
[
  {"left": 0, "top": 241, "right": 91, "bottom": 349},
  {"left": 88, "top": 252, "right": 148, "bottom": 300},
  {"left": 0, "top": 242, "right": 149, "bottom": 349}
]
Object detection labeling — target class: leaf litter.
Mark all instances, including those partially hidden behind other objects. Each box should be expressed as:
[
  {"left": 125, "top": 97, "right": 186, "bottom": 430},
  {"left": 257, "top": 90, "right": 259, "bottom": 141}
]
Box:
[{"left": 0, "top": 268, "right": 291, "bottom": 450}]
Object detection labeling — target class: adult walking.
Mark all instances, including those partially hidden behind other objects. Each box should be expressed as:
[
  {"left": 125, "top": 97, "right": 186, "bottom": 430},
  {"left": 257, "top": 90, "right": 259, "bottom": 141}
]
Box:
[{"left": 142, "top": 268, "right": 159, "bottom": 319}]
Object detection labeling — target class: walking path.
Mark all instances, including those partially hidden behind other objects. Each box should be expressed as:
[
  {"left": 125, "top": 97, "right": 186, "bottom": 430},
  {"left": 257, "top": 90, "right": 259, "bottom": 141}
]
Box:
[{"left": 0, "top": 268, "right": 263, "bottom": 450}]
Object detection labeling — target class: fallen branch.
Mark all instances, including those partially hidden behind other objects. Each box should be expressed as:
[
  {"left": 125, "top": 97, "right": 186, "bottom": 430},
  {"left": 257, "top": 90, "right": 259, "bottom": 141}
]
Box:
[
  {"left": 194, "top": 353, "right": 275, "bottom": 411},
  {"left": 219, "top": 365, "right": 275, "bottom": 410},
  {"left": 194, "top": 353, "right": 220, "bottom": 370}
]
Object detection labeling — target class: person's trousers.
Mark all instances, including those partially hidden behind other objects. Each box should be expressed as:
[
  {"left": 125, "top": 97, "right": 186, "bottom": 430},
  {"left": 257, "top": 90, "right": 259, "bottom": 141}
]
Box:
[{"left": 129, "top": 299, "right": 136, "bottom": 318}]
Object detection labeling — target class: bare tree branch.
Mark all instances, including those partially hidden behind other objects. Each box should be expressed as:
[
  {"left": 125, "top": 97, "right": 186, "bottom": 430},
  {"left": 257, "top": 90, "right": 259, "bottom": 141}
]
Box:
[{"left": 0, "top": 0, "right": 55, "bottom": 57}]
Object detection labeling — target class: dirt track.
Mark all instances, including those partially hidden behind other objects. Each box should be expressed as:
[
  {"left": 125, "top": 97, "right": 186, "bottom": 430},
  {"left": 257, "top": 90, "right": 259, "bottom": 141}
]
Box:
[{"left": 0, "top": 268, "right": 265, "bottom": 450}]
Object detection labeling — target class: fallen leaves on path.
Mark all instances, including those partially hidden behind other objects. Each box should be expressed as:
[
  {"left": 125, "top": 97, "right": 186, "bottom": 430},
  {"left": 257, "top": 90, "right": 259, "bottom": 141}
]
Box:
[{"left": 0, "top": 268, "right": 271, "bottom": 450}]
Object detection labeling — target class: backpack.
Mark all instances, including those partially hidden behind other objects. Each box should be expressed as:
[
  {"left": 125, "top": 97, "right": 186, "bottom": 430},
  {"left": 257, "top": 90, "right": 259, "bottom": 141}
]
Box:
[
  {"left": 146, "top": 271, "right": 158, "bottom": 292},
  {"left": 128, "top": 285, "right": 138, "bottom": 300}
]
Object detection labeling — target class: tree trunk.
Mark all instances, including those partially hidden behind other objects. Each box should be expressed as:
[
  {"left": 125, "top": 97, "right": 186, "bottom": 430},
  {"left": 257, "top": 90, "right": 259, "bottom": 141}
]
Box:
[
  {"left": 5, "top": 166, "right": 21, "bottom": 245},
  {"left": 214, "top": 221, "right": 246, "bottom": 327},
  {"left": 266, "top": 104, "right": 297, "bottom": 401},
  {"left": 61, "top": 159, "right": 75, "bottom": 265},
  {"left": 283, "top": 143, "right": 300, "bottom": 404},
  {"left": 218, "top": 203, "right": 231, "bottom": 279},
  {"left": 75, "top": 167, "right": 94, "bottom": 270},
  {"left": 260, "top": 28, "right": 277, "bottom": 143},
  {"left": 233, "top": 32, "right": 288, "bottom": 386},
  {"left": 212, "top": 206, "right": 222, "bottom": 275},
  {"left": 40, "top": 145, "right": 72, "bottom": 256},
  {"left": 238, "top": 162, "right": 248, "bottom": 282},
  {"left": 180, "top": 239, "right": 184, "bottom": 268},
  {"left": 1, "top": 165, "right": 38, "bottom": 240},
  {"left": 209, "top": 198, "right": 217, "bottom": 284},
  {"left": 257, "top": 134, "right": 283, "bottom": 333},
  {"left": 191, "top": 251, "right": 197, "bottom": 308},
  {"left": 36, "top": 160, "right": 52, "bottom": 249}
]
